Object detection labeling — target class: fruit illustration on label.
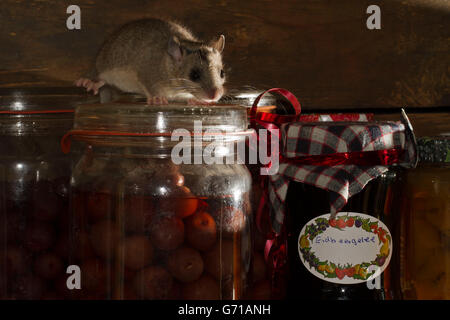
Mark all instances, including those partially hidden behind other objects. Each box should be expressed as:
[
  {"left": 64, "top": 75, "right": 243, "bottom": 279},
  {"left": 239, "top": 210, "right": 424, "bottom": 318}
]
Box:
[
  {"left": 359, "top": 268, "right": 367, "bottom": 278},
  {"left": 355, "top": 264, "right": 361, "bottom": 274},
  {"left": 298, "top": 212, "right": 392, "bottom": 284},
  {"left": 329, "top": 219, "right": 337, "bottom": 227},
  {"left": 325, "top": 264, "right": 335, "bottom": 274},
  {"left": 346, "top": 267, "right": 355, "bottom": 277},
  {"left": 346, "top": 218, "right": 355, "bottom": 227},
  {"left": 335, "top": 268, "right": 345, "bottom": 280},
  {"left": 375, "top": 255, "right": 387, "bottom": 267},
  {"left": 370, "top": 224, "right": 379, "bottom": 234},
  {"left": 300, "top": 235, "right": 310, "bottom": 249},
  {"left": 380, "top": 239, "right": 389, "bottom": 257},
  {"left": 337, "top": 219, "right": 346, "bottom": 229},
  {"left": 378, "top": 228, "right": 387, "bottom": 243},
  {"left": 318, "top": 264, "right": 327, "bottom": 272}
]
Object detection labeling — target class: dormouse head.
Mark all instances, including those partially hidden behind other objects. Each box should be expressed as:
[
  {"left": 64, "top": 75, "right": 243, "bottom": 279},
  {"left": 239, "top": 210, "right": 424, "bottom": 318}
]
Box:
[{"left": 168, "top": 35, "right": 226, "bottom": 102}]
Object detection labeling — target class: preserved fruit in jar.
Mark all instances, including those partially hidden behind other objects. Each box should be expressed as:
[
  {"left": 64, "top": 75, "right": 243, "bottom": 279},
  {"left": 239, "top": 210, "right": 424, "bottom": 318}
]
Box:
[
  {"left": 64, "top": 103, "right": 252, "bottom": 300},
  {"left": 0, "top": 88, "right": 94, "bottom": 299},
  {"left": 399, "top": 136, "right": 450, "bottom": 300}
]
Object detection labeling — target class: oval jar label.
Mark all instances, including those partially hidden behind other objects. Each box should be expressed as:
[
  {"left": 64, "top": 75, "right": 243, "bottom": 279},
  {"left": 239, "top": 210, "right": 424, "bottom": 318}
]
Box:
[{"left": 298, "top": 212, "right": 392, "bottom": 284}]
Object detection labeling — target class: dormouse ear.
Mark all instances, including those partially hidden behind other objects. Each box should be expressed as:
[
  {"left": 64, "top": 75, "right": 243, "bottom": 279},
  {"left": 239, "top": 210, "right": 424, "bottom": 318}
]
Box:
[
  {"left": 168, "top": 36, "right": 183, "bottom": 64},
  {"left": 209, "top": 35, "right": 225, "bottom": 53}
]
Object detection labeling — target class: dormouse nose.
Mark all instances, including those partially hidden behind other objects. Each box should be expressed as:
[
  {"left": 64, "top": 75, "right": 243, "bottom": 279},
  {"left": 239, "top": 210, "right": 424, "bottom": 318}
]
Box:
[{"left": 207, "top": 87, "right": 223, "bottom": 101}]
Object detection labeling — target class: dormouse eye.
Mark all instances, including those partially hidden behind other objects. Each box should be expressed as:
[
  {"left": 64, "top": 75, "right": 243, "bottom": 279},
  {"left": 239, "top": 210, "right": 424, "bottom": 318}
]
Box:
[
  {"left": 220, "top": 69, "right": 225, "bottom": 78},
  {"left": 189, "top": 69, "right": 201, "bottom": 82}
]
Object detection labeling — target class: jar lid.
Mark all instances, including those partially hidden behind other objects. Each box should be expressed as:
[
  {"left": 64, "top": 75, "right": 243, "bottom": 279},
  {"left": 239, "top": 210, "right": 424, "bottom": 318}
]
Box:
[
  {"left": 73, "top": 103, "right": 248, "bottom": 134},
  {"left": 0, "top": 87, "right": 96, "bottom": 135},
  {"left": 281, "top": 120, "right": 409, "bottom": 158},
  {"left": 270, "top": 118, "right": 417, "bottom": 234},
  {"left": 0, "top": 87, "right": 98, "bottom": 113},
  {"left": 417, "top": 136, "right": 450, "bottom": 163},
  {"left": 219, "top": 86, "right": 277, "bottom": 107}
]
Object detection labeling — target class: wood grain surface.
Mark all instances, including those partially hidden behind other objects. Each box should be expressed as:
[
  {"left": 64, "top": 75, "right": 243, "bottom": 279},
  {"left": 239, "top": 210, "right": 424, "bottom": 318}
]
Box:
[
  {"left": 375, "top": 111, "right": 450, "bottom": 137},
  {"left": 0, "top": 0, "right": 449, "bottom": 110}
]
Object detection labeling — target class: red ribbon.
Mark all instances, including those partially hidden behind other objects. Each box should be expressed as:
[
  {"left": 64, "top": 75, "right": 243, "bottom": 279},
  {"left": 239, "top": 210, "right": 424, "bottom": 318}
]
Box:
[
  {"left": 248, "top": 89, "right": 301, "bottom": 176},
  {"left": 281, "top": 148, "right": 405, "bottom": 167},
  {"left": 249, "top": 88, "right": 302, "bottom": 129},
  {"left": 248, "top": 88, "right": 301, "bottom": 273},
  {"left": 249, "top": 88, "right": 301, "bottom": 233}
]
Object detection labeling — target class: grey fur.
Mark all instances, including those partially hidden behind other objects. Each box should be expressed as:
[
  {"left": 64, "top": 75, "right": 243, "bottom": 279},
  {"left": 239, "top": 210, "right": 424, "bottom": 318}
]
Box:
[{"left": 95, "top": 18, "right": 226, "bottom": 102}]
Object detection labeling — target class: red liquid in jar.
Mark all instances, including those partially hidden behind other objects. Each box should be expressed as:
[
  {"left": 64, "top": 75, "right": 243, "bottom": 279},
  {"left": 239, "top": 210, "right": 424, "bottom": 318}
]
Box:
[{"left": 68, "top": 190, "right": 251, "bottom": 300}]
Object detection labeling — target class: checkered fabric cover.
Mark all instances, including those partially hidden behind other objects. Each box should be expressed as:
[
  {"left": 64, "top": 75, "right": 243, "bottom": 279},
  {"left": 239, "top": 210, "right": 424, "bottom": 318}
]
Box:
[
  {"left": 268, "top": 121, "right": 409, "bottom": 234},
  {"left": 298, "top": 113, "right": 373, "bottom": 122}
]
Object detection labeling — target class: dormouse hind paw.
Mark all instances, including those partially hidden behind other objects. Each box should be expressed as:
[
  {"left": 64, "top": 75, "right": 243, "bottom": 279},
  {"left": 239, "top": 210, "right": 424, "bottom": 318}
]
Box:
[
  {"left": 75, "top": 78, "right": 105, "bottom": 95},
  {"left": 146, "top": 96, "right": 169, "bottom": 105}
]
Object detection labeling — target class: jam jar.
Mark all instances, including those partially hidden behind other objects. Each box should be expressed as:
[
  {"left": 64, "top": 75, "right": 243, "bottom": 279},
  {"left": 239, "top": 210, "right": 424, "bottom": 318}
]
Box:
[
  {"left": 64, "top": 103, "right": 253, "bottom": 300},
  {"left": 399, "top": 136, "right": 450, "bottom": 300},
  {"left": 0, "top": 88, "right": 94, "bottom": 300},
  {"left": 268, "top": 120, "right": 414, "bottom": 300},
  {"left": 286, "top": 169, "right": 404, "bottom": 300}
]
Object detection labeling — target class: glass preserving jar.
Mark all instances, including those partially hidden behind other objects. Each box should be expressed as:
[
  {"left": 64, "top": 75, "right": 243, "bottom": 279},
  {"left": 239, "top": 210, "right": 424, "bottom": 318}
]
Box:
[
  {"left": 0, "top": 88, "right": 94, "bottom": 300},
  {"left": 286, "top": 169, "right": 404, "bottom": 300},
  {"left": 217, "top": 88, "right": 278, "bottom": 300},
  {"left": 264, "top": 119, "right": 415, "bottom": 300},
  {"left": 400, "top": 136, "right": 450, "bottom": 300},
  {"left": 64, "top": 103, "right": 253, "bottom": 300}
]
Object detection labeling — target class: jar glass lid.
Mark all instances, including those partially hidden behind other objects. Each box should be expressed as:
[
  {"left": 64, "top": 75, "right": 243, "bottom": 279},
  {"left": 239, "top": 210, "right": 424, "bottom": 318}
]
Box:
[
  {"left": 0, "top": 87, "right": 98, "bottom": 113},
  {"left": 219, "top": 86, "right": 276, "bottom": 106},
  {"left": 73, "top": 103, "right": 248, "bottom": 134},
  {"left": 0, "top": 87, "right": 96, "bottom": 135}
]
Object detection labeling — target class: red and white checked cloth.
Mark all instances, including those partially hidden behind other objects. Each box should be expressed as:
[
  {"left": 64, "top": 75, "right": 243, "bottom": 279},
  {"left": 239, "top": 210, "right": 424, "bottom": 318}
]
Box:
[
  {"left": 267, "top": 120, "right": 414, "bottom": 234},
  {"left": 298, "top": 113, "right": 373, "bottom": 122}
]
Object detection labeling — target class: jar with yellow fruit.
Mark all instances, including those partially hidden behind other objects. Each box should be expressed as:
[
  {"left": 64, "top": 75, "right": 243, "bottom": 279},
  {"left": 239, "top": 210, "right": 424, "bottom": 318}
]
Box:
[{"left": 400, "top": 136, "right": 450, "bottom": 300}]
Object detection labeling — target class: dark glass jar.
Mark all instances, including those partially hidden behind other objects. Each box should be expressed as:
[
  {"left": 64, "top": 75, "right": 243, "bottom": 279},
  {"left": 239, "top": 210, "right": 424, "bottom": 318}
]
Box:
[
  {"left": 285, "top": 168, "right": 403, "bottom": 300},
  {"left": 66, "top": 103, "right": 253, "bottom": 300},
  {"left": 0, "top": 88, "right": 93, "bottom": 300}
]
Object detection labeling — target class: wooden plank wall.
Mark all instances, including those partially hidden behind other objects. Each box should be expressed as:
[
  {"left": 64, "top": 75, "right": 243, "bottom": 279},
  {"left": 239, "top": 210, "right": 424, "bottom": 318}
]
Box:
[
  {"left": 0, "top": 0, "right": 448, "bottom": 135},
  {"left": 375, "top": 111, "right": 450, "bottom": 137}
]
